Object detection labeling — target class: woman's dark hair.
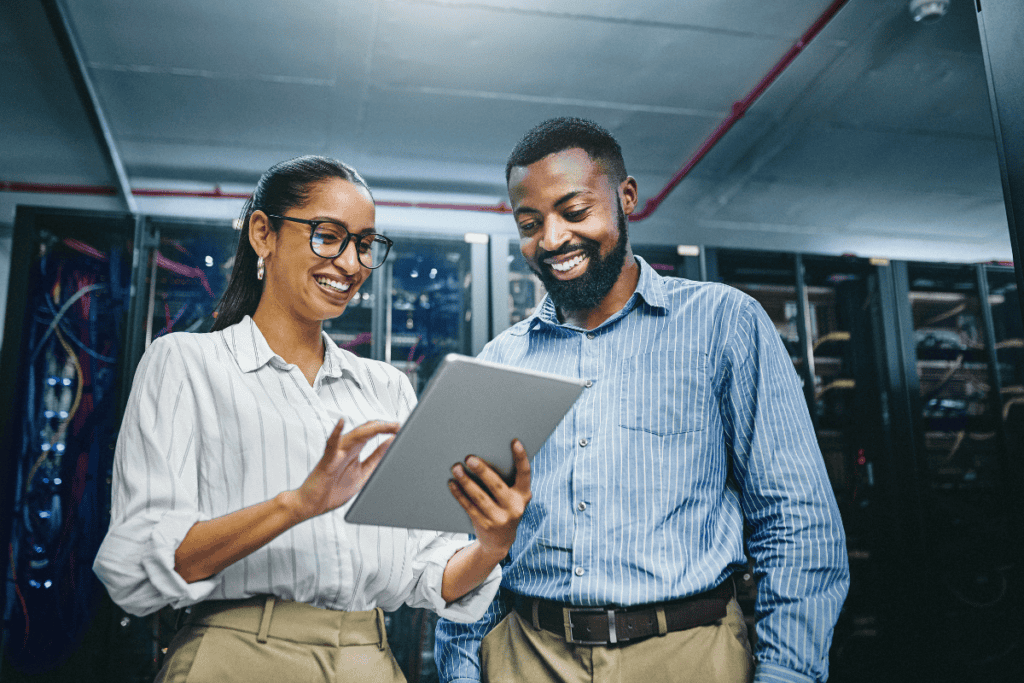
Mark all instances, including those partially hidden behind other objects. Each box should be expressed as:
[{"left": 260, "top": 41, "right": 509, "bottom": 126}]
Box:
[
  {"left": 505, "top": 117, "right": 627, "bottom": 184},
  {"left": 211, "top": 155, "right": 372, "bottom": 332}
]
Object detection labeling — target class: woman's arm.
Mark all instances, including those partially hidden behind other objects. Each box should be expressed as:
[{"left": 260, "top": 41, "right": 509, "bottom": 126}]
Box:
[
  {"left": 174, "top": 418, "right": 398, "bottom": 583},
  {"left": 440, "top": 440, "right": 531, "bottom": 603}
]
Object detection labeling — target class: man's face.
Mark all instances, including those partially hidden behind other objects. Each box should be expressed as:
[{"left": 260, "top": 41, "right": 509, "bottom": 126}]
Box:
[{"left": 508, "top": 148, "right": 635, "bottom": 313}]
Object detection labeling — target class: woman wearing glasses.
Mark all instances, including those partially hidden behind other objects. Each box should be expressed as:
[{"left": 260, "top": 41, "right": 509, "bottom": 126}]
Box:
[{"left": 94, "top": 156, "right": 530, "bottom": 682}]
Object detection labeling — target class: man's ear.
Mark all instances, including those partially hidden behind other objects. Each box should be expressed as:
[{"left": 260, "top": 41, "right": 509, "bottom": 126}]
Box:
[
  {"left": 248, "top": 210, "right": 274, "bottom": 258},
  {"left": 620, "top": 176, "right": 639, "bottom": 216}
]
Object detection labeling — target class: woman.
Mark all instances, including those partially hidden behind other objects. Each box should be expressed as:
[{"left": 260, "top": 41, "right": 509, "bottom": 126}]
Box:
[{"left": 93, "top": 156, "right": 531, "bottom": 682}]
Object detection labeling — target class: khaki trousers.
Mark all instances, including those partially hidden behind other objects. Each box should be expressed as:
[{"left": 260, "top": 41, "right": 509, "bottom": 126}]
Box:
[
  {"left": 155, "top": 596, "right": 406, "bottom": 683},
  {"left": 480, "top": 598, "right": 753, "bottom": 683}
]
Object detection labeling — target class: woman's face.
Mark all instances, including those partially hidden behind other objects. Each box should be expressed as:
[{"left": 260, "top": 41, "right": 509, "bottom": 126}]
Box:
[{"left": 257, "top": 177, "right": 376, "bottom": 324}]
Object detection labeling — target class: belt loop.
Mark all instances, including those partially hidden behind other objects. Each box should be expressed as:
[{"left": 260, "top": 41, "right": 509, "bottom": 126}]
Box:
[
  {"left": 531, "top": 599, "right": 541, "bottom": 631},
  {"left": 562, "top": 607, "right": 574, "bottom": 643},
  {"left": 375, "top": 607, "right": 387, "bottom": 651},
  {"left": 257, "top": 596, "right": 276, "bottom": 644},
  {"left": 655, "top": 606, "right": 668, "bottom": 637}
]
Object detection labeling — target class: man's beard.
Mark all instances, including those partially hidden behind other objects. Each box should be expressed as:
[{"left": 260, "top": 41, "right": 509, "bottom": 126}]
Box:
[{"left": 529, "top": 201, "right": 629, "bottom": 313}]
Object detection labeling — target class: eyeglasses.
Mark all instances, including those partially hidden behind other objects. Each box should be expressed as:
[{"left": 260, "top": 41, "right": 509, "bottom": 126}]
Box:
[{"left": 266, "top": 214, "right": 393, "bottom": 269}]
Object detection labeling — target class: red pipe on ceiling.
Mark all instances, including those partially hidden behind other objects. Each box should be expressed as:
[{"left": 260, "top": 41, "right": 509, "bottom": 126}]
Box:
[
  {"left": 1, "top": 0, "right": 847, "bottom": 221},
  {"left": 629, "top": 0, "right": 849, "bottom": 221}
]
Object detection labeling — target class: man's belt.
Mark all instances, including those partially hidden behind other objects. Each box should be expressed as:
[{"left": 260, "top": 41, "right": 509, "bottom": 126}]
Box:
[{"left": 509, "top": 579, "right": 733, "bottom": 646}]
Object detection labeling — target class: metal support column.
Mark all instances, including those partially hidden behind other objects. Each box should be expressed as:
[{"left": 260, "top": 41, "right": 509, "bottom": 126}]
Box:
[
  {"left": 976, "top": 0, "right": 1024, "bottom": 323},
  {"left": 469, "top": 239, "right": 490, "bottom": 356},
  {"left": 872, "top": 261, "right": 939, "bottom": 678},
  {"left": 489, "top": 236, "right": 510, "bottom": 339},
  {"left": 794, "top": 254, "right": 817, "bottom": 423}
]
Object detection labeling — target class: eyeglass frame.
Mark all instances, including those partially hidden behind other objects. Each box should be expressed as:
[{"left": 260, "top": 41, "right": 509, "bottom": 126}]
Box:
[{"left": 264, "top": 213, "right": 394, "bottom": 269}]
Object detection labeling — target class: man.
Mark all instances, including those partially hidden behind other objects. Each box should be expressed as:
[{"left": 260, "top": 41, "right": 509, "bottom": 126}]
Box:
[{"left": 435, "top": 117, "right": 848, "bottom": 683}]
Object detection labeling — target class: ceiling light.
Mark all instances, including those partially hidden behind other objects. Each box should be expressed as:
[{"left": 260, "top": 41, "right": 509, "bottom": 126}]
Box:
[{"left": 909, "top": 0, "right": 950, "bottom": 23}]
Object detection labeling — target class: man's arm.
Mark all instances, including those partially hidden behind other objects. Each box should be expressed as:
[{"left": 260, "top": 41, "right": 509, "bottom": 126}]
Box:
[
  {"left": 435, "top": 593, "right": 510, "bottom": 683},
  {"left": 719, "top": 296, "right": 850, "bottom": 683}
]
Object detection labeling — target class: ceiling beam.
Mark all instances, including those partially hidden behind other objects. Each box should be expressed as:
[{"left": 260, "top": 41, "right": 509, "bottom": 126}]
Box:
[{"left": 39, "top": 0, "right": 137, "bottom": 213}]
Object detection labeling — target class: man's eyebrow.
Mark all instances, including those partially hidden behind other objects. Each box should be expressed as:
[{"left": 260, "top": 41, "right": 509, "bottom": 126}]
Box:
[
  {"left": 553, "top": 190, "right": 585, "bottom": 208},
  {"left": 513, "top": 190, "right": 590, "bottom": 218}
]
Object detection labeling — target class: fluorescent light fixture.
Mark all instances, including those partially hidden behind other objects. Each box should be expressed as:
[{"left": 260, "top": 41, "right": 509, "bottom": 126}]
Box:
[
  {"left": 869, "top": 258, "right": 890, "bottom": 266},
  {"left": 676, "top": 245, "right": 700, "bottom": 257},
  {"left": 464, "top": 232, "right": 489, "bottom": 244}
]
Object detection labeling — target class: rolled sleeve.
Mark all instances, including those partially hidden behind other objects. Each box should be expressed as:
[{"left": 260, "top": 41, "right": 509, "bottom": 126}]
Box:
[
  {"left": 93, "top": 335, "right": 213, "bottom": 616},
  {"left": 405, "top": 533, "right": 502, "bottom": 622},
  {"left": 94, "top": 508, "right": 217, "bottom": 616}
]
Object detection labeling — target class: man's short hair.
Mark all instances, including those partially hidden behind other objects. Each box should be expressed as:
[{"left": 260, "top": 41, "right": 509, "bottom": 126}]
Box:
[{"left": 505, "top": 117, "right": 627, "bottom": 184}]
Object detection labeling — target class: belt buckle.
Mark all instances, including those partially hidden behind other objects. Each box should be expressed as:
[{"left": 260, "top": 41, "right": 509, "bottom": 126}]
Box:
[{"left": 562, "top": 607, "right": 619, "bottom": 645}]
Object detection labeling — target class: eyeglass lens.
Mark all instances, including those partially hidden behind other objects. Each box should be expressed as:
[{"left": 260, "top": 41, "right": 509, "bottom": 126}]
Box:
[{"left": 311, "top": 224, "right": 389, "bottom": 268}]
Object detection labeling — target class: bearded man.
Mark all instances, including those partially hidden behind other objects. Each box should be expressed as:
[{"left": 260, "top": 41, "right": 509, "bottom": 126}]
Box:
[{"left": 436, "top": 117, "right": 849, "bottom": 683}]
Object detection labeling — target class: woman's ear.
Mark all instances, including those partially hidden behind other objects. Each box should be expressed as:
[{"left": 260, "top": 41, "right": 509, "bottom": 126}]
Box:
[{"left": 248, "top": 210, "right": 274, "bottom": 258}]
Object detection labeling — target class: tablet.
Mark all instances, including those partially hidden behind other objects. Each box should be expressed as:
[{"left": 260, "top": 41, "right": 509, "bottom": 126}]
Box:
[{"left": 344, "top": 354, "right": 586, "bottom": 534}]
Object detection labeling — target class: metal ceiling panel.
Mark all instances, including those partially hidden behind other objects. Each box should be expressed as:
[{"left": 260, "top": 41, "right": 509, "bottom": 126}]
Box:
[
  {"left": 66, "top": 0, "right": 369, "bottom": 81},
  {"left": 0, "top": 0, "right": 112, "bottom": 184},
  {"left": 415, "top": 0, "right": 841, "bottom": 38},
  {"left": 828, "top": 48, "right": 994, "bottom": 138},
  {"left": 89, "top": 69, "right": 343, "bottom": 151},
  {"left": 754, "top": 123, "right": 1002, "bottom": 196},
  {"left": 371, "top": 1, "right": 795, "bottom": 111}
]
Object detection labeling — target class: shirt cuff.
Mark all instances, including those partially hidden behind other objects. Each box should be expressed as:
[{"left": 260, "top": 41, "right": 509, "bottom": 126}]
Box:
[
  {"left": 410, "top": 537, "right": 503, "bottom": 622},
  {"left": 94, "top": 508, "right": 218, "bottom": 616},
  {"left": 753, "top": 662, "right": 817, "bottom": 683}
]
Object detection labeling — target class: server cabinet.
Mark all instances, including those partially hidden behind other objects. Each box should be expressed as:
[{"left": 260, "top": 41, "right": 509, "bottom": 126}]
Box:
[
  {"left": 631, "top": 244, "right": 703, "bottom": 282},
  {"left": 892, "top": 262, "right": 1023, "bottom": 681},
  {"left": 0, "top": 207, "right": 140, "bottom": 680},
  {"left": 381, "top": 235, "right": 473, "bottom": 394},
  {"left": 141, "top": 218, "right": 238, "bottom": 341},
  {"left": 707, "top": 249, "right": 890, "bottom": 681}
]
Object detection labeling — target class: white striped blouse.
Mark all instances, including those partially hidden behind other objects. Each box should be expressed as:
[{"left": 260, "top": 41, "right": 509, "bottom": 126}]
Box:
[
  {"left": 93, "top": 316, "right": 499, "bottom": 621},
  {"left": 436, "top": 257, "right": 849, "bottom": 683}
]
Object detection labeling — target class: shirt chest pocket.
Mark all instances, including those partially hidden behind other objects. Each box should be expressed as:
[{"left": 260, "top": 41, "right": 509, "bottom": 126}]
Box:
[{"left": 619, "top": 351, "right": 709, "bottom": 436}]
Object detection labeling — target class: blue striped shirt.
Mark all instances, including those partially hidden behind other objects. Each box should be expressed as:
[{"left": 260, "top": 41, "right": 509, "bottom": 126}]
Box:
[{"left": 435, "top": 257, "right": 849, "bottom": 683}]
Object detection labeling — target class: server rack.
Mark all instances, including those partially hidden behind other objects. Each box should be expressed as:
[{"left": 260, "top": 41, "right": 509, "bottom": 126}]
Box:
[
  {"left": 883, "top": 261, "right": 1023, "bottom": 681},
  {"left": 704, "top": 249, "right": 891, "bottom": 681},
  {"left": 0, "top": 206, "right": 142, "bottom": 681}
]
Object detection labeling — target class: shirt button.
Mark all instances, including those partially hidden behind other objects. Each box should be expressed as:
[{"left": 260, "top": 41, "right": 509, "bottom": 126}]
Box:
[
  {"left": 586, "top": 332, "right": 596, "bottom": 340},
  {"left": 584, "top": 380, "right": 593, "bottom": 388},
  {"left": 579, "top": 438, "right": 589, "bottom": 447},
  {"left": 577, "top": 501, "right": 587, "bottom": 512},
  {"left": 574, "top": 567, "right": 585, "bottom": 577}
]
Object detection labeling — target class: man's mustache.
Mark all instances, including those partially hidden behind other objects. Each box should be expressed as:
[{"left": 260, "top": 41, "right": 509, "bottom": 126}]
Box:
[{"left": 535, "top": 241, "right": 597, "bottom": 263}]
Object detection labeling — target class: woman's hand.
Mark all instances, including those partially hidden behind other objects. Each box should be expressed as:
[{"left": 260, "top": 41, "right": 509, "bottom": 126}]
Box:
[
  {"left": 448, "top": 439, "right": 532, "bottom": 559},
  {"left": 175, "top": 418, "right": 397, "bottom": 583},
  {"left": 289, "top": 418, "right": 399, "bottom": 523}
]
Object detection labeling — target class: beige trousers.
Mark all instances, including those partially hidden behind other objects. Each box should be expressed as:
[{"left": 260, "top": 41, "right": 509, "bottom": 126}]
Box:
[
  {"left": 155, "top": 596, "right": 406, "bottom": 683},
  {"left": 480, "top": 598, "right": 754, "bottom": 683}
]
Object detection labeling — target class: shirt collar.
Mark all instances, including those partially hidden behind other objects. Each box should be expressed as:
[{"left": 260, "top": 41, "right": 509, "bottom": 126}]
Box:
[
  {"left": 225, "top": 316, "right": 359, "bottom": 384},
  {"left": 226, "top": 315, "right": 276, "bottom": 372},
  {"left": 522, "top": 255, "right": 669, "bottom": 333}
]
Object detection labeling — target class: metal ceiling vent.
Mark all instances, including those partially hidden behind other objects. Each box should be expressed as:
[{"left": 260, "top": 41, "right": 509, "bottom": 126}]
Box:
[{"left": 908, "top": 0, "right": 951, "bottom": 23}]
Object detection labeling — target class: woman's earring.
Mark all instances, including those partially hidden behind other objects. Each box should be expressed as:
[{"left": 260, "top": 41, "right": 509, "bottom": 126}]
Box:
[{"left": 257, "top": 256, "right": 265, "bottom": 281}]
